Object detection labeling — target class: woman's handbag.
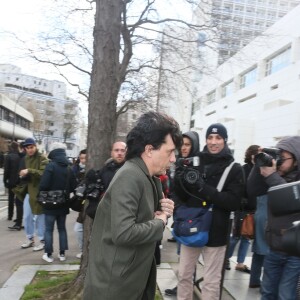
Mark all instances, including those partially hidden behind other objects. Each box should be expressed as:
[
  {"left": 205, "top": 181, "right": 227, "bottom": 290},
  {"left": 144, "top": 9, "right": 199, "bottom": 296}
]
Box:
[
  {"left": 172, "top": 161, "right": 235, "bottom": 247},
  {"left": 240, "top": 213, "right": 255, "bottom": 239},
  {"left": 37, "top": 190, "right": 67, "bottom": 209},
  {"left": 37, "top": 166, "right": 70, "bottom": 210}
]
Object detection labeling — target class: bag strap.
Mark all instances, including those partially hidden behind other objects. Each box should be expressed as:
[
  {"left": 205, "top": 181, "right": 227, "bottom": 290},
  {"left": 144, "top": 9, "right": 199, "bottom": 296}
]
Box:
[{"left": 216, "top": 161, "right": 235, "bottom": 192}]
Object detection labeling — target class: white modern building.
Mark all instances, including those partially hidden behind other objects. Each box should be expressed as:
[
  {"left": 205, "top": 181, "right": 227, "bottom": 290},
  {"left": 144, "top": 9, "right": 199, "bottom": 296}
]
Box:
[
  {"left": 0, "top": 93, "right": 33, "bottom": 140},
  {"left": 0, "top": 64, "right": 86, "bottom": 156},
  {"left": 190, "top": 4, "right": 300, "bottom": 163}
]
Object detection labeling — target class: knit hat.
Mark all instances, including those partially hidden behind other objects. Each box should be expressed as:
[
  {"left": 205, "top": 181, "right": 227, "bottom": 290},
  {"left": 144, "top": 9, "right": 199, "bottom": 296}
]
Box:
[
  {"left": 206, "top": 123, "right": 228, "bottom": 142},
  {"left": 49, "top": 142, "right": 67, "bottom": 152},
  {"left": 23, "top": 138, "right": 36, "bottom": 147}
]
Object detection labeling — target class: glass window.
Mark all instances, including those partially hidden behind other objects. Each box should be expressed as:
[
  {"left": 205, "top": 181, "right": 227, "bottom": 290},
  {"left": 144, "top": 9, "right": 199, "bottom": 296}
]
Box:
[
  {"left": 221, "top": 81, "right": 234, "bottom": 98},
  {"left": 240, "top": 66, "right": 257, "bottom": 89},
  {"left": 207, "top": 90, "right": 216, "bottom": 104},
  {"left": 265, "top": 47, "right": 291, "bottom": 76}
]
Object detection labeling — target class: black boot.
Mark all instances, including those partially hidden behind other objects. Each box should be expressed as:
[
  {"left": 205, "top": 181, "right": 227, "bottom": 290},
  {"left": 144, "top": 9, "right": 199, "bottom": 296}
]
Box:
[{"left": 8, "top": 223, "right": 21, "bottom": 231}]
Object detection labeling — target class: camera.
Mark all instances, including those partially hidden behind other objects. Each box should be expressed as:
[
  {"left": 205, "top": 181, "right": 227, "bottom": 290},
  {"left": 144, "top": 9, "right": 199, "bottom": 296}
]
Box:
[
  {"left": 75, "top": 183, "right": 86, "bottom": 197},
  {"left": 75, "top": 178, "right": 105, "bottom": 200},
  {"left": 254, "top": 147, "right": 282, "bottom": 167},
  {"left": 176, "top": 156, "right": 201, "bottom": 185}
]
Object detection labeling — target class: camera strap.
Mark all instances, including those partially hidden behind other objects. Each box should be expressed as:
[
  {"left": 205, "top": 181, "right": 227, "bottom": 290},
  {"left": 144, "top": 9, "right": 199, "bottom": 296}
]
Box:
[{"left": 179, "top": 161, "right": 235, "bottom": 201}]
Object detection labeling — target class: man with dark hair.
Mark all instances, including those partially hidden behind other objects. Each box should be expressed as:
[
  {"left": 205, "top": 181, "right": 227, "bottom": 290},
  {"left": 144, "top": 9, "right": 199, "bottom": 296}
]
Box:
[
  {"left": 175, "top": 123, "right": 244, "bottom": 300},
  {"left": 84, "top": 111, "right": 181, "bottom": 300}
]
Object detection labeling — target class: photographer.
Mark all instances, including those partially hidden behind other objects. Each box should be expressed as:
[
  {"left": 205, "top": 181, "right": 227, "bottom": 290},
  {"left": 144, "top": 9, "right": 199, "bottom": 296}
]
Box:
[
  {"left": 254, "top": 136, "right": 300, "bottom": 299},
  {"left": 175, "top": 123, "right": 244, "bottom": 300}
]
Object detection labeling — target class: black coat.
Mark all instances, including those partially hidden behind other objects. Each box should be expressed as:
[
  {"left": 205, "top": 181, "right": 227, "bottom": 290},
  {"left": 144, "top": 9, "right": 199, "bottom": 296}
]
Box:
[
  {"left": 39, "top": 148, "right": 77, "bottom": 215},
  {"left": 100, "top": 159, "right": 125, "bottom": 190},
  {"left": 176, "top": 144, "right": 244, "bottom": 247},
  {"left": 3, "top": 150, "right": 21, "bottom": 188}
]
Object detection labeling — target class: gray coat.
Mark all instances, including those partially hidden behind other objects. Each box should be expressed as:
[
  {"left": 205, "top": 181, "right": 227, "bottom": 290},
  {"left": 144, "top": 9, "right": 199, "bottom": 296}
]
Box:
[{"left": 83, "top": 157, "right": 165, "bottom": 300}]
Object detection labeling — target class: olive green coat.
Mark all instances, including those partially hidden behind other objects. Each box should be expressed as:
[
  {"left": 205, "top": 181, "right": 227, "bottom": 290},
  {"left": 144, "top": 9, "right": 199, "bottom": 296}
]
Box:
[{"left": 83, "top": 157, "right": 165, "bottom": 300}]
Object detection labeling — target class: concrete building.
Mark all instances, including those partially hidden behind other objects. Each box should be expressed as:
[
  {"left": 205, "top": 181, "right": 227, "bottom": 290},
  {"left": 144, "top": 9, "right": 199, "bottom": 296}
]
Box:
[
  {"left": 209, "top": 0, "right": 300, "bottom": 65},
  {"left": 190, "top": 4, "right": 300, "bottom": 163},
  {"left": 0, "top": 64, "right": 86, "bottom": 156}
]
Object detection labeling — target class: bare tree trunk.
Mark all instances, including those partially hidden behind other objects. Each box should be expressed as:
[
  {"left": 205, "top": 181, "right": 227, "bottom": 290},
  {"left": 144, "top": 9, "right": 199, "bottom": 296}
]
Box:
[
  {"left": 87, "top": 0, "right": 123, "bottom": 170},
  {"left": 62, "top": 0, "right": 123, "bottom": 298}
]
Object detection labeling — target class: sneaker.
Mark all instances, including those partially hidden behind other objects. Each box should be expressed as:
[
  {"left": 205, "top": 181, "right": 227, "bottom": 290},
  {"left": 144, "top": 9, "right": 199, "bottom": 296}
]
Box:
[
  {"left": 42, "top": 253, "right": 54, "bottom": 263},
  {"left": 58, "top": 254, "right": 66, "bottom": 262},
  {"left": 33, "top": 241, "right": 45, "bottom": 252},
  {"left": 76, "top": 252, "right": 82, "bottom": 259},
  {"left": 8, "top": 224, "right": 22, "bottom": 231},
  {"left": 21, "top": 239, "right": 35, "bottom": 249},
  {"left": 165, "top": 286, "right": 177, "bottom": 296},
  {"left": 167, "top": 237, "right": 177, "bottom": 243}
]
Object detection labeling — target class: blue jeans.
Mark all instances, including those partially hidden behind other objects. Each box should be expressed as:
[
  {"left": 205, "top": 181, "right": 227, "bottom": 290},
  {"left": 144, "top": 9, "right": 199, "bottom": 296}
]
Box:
[
  {"left": 227, "top": 236, "right": 250, "bottom": 263},
  {"left": 250, "top": 252, "right": 264, "bottom": 286},
  {"left": 74, "top": 222, "right": 83, "bottom": 252},
  {"left": 44, "top": 214, "right": 68, "bottom": 254},
  {"left": 23, "top": 194, "right": 45, "bottom": 241},
  {"left": 261, "top": 250, "right": 300, "bottom": 300}
]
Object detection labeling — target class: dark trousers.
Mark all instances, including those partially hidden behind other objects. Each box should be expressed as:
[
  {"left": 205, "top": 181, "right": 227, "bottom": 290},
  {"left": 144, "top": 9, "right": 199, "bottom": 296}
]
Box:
[
  {"left": 44, "top": 214, "right": 68, "bottom": 254},
  {"left": 8, "top": 189, "right": 15, "bottom": 219},
  {"left": 15, "top": 197, "right": 23, "bottom": 226}
]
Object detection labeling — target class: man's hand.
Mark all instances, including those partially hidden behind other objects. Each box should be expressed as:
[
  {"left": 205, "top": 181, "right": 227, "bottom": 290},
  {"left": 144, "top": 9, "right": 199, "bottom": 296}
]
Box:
[
  {"left": 159, "top": 197, "right": 174, "bottom": 217},
  {"left": 19, "top": 169, "right": 29, "bottom": 177},
  {"left": 260, "top": 159, "right": 276, "bottom": 177},
  {"left": 154, "top": 211, "right": 168, "bottom": 226}
]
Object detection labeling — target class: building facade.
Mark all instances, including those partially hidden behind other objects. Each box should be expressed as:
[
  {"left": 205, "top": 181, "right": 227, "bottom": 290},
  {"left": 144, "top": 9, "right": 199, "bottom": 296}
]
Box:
[
  {"left": 0, "top": 64, "right": 86, "bottom": 156},
  {"left": 190, "top": 4, "right": 300, "bottom": 163}
]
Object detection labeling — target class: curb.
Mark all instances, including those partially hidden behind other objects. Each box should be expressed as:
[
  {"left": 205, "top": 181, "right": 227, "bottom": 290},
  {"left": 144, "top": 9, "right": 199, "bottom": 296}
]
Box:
[
  {"left": 0, "top": 264, "right": 80, "bottom": 300},
  {"left": 156, "top": 263, "right": 178, "bottom": 300}
]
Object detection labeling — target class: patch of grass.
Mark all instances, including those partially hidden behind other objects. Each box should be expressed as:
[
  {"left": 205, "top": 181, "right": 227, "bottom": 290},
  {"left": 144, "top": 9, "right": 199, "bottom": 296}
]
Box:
[{"left": 21, "top": 270, "right": 78, "bottom": 300}]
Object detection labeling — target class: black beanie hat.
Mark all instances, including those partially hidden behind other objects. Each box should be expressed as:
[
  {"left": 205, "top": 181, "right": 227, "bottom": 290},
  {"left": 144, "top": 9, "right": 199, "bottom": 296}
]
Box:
[{"left": 206, "top": 123, "right": 228, "bottom": 142}]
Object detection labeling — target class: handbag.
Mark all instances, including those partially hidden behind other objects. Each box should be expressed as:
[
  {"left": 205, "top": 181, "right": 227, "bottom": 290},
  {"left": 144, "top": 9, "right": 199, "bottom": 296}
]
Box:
[
  {"left": 172, "top": 161, "right": 235, "bottom": 247},
  {"left": 37, "top": 190, "right": 67, "bottom": 209},
  {"left": 37, "top": 166, "right": 70, "bottom": 210},
  {"left": 240, "top": 213, "right": 255, "bottom": 239}
]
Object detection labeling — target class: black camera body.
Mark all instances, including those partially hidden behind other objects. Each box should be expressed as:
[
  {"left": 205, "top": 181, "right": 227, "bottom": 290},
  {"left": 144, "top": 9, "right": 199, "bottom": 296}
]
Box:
[
  {"left": 75, "top": 177, "right": 105, "bottom": 201},
  {"left": 176, "top": 156, "right": 201, "bottom": 185},
  {"left": 254, "top": 147, "right": 282, "bottom": 167}
]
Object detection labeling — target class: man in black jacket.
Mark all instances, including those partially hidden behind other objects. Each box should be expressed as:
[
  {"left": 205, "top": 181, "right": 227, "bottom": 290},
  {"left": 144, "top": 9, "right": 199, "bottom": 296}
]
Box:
[
  {"left": 85, "top": 141, "right": 126, "bottom": 219},
  {"left": 175, "top": 123, "right": 244, "bottom": 300},
  {"left": 3, "top": 142, "right": 21, "bottom": 226}
]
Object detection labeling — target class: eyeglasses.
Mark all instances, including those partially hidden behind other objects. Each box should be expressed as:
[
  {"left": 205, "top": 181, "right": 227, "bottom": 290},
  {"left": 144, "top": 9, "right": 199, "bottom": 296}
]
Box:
[{"left": 281, "top": 157, "right": 293, "bottom": 162}]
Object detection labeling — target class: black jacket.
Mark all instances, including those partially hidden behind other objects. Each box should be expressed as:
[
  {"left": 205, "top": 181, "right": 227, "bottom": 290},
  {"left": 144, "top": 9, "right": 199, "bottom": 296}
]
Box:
[
  {"left": 176, "top": 144, "right": 244, "bottom": 247},
  {"left": 3, "top": 150, "right": 21, "bottom": 188},
  {"left": 39, "top": 148, "right": 77, "bottom": 215},
  {"left": 100, "top": 159, "right": 125, "bottom": 190}
]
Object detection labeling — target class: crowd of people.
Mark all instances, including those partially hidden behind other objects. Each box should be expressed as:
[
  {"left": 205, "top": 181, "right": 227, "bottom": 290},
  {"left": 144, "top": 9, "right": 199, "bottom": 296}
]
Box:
[{"left": 2, "top": 110, "right": 300, "bottom": 300}]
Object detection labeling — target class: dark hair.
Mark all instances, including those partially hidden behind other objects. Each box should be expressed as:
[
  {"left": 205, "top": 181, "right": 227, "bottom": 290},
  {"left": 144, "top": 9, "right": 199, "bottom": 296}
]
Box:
[
  {"left": 79, "top": 149, "right": 87, "bottom": 155},
  {"left": 126, "top": 111, "right": 181, "bottom": 160},
  {"left": 244, "top": 144, "right": 260, "bottom": 164}
]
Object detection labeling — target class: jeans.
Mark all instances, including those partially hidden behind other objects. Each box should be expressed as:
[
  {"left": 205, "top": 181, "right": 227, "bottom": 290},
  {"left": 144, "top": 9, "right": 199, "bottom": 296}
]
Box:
[
  {"left": 227, "top": 236, "right": 250, "bottom": 263},
  {"left": 44, "top": 214, "right": 68, "bottom": 254},
  {"left": 74, "top": 222, "right": 83, "bottom": 252},
  {"left": 23, "top": 194, "right": 45, "bottom": 241},
  {"left": 249, "top": 252, "right": 265, "bottom": 286},
  {"left": 261, "top": 250, "right": 300, "bottom": 300}
]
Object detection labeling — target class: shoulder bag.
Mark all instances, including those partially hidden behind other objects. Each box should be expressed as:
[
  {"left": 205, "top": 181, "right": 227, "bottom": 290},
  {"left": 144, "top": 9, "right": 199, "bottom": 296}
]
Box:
[
  {"left": 37, "top": 166, "right": 70, "bottom": 210},
  {"left": 172, "top": 162, "right": 235, "bottom": 247}
]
